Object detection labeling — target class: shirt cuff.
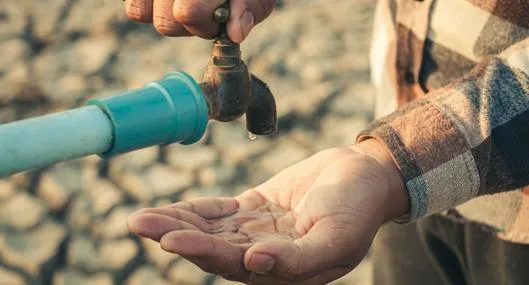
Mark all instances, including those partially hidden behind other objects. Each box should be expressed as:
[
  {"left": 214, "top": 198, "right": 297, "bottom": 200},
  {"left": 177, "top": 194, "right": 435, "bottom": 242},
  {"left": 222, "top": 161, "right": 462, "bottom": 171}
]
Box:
[{"left": 357, "top": 98, "right": 479, "bottom": 221}]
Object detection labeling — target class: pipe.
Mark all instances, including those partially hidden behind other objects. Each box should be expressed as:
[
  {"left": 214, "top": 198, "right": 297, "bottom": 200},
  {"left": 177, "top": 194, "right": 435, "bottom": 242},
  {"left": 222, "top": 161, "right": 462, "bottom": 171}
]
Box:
[
  {"left": 0, "top": 71, "right": 209, "bottom": 177},
  {"left": 0, "top": 106, "right": 113, "bottom": 177}
]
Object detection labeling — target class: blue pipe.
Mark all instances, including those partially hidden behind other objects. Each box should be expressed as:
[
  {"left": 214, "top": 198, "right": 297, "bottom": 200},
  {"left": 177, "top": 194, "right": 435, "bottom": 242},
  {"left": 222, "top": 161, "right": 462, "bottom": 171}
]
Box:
[
  {"left": 0, "top": 106, "right": 113, "bottom": 177},
  {"left": 0, "top": 71, "right": 208, "bottom": 177}
]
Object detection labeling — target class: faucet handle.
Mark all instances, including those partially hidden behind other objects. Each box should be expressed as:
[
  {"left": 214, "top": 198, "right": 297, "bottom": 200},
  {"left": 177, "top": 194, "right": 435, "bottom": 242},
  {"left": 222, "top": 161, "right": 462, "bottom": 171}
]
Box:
[
  {"left": 214, "top": 7, "right": 229, "bottom": 23},
  {"left": 213, "top": 4, "right": 230, "bottom": 39},
  {"left": 210, "top": 3, "right": 240, "bottom": 68}
]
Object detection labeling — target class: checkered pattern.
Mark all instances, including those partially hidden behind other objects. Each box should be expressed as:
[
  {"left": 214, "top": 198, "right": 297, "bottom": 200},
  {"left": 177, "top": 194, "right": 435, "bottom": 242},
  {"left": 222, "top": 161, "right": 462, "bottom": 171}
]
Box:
[{"left": 363, "top": 0, "right": 529, "bottom": 243}]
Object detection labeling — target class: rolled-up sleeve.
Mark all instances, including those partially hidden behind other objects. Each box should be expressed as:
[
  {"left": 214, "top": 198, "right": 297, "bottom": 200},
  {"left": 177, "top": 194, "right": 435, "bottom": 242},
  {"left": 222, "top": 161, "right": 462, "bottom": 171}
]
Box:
[{"left": 358, "top": 39, "right": 529, "bottom": 221}]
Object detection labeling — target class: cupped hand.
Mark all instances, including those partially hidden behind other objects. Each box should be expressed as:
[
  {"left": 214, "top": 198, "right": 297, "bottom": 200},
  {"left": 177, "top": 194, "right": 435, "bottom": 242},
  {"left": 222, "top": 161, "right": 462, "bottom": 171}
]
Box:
[
  {"left": 124, "top": 0, "right": 275, "bottom": 43},
  {"left": 128, "top": 140, "right": 408, "bottom": 284}
]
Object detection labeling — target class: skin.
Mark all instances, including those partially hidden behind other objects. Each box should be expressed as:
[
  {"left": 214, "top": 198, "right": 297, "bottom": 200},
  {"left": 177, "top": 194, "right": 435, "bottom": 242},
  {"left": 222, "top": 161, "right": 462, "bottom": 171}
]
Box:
[
  {"left": 124, "top": 0, "right": 275, "bottom": 43},
  {"left": 128, "top": 139, "right": 409, "bottom": 284},
  {"left": 124, "top": 2, "right": 409, "bottom": 283}
]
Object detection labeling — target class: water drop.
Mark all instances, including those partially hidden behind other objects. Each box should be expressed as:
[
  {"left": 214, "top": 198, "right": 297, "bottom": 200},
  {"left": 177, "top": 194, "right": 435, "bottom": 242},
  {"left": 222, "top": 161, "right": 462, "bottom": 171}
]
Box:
[{"left": 248, "top": 132, "right": 257, "bottom": 140}]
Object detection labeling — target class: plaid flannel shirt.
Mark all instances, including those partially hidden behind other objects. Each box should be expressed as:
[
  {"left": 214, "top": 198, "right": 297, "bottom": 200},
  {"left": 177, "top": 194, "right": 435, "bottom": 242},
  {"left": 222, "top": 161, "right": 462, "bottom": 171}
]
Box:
[{"left": 360, "top": 0, "right": 529, "bottom": 243}]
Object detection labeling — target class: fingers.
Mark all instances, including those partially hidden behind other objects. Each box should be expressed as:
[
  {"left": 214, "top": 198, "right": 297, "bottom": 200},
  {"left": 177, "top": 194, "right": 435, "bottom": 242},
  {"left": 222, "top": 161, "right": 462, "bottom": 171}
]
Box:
[
  {"left": 185, "top": 255, "right": 251, "bottom": 282},
  {"left": 243, "top": 224, "right": 362, "bottom": 281},
  {"left": 153, "top": 0, "right": 191, "bottom": 36},
  {"left": 160, "top": 230, "right": 251, "bottom": 280},
  {"left": 129, "top": 197, "right": 241, "bottom": 242},
  {"left": 161, "top": 229, "right": 247, "bottom": 258},
  {"left": 170, "top": 197, "right": 240, "bottom": 218},
  {"left": 126, "top": 0, "right": 274, "bottom": 41},
  {"left": 235, "top": 189, "right": 269, "bottom": 211},
  {"left": 127, "top": 213, "right": 203, "bottom": 241},
  {"left": 228, "top": 0, "right": 275, "bottom": 43},
  {"left": 131, "top": 207, "right": 220, "bottom": 232},
  {"left": 173, "top": 0, "right": 225, "bottom": 38},
  {"left": 125, "top": 0, "right": 153, "bottom": 23},
  {"left": 125, "top": 0, "right": 192, "bottom": 36}
]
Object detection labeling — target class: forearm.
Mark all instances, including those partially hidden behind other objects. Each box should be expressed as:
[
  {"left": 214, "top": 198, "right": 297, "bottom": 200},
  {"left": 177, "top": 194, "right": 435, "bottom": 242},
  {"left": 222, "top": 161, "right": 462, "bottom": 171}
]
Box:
[{"left": 359, "top": 38, "right": 529, "bottom": 220}]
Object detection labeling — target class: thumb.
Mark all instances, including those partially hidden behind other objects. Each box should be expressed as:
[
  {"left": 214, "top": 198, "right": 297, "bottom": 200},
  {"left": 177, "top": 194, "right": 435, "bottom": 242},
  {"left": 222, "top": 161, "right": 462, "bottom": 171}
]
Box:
[
  {"left": 243, "top": 225, "right": 367, "bottom": 281},
  {"left": 228, "top": 0, "right": 275, "bottom": 43}
]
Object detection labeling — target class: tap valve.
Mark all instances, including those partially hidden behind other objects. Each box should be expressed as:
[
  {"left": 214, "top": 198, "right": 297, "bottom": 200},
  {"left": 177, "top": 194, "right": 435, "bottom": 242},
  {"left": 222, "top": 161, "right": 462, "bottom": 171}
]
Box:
[{"left": 200, "top": 4, "right": 277, "bottom": 135}]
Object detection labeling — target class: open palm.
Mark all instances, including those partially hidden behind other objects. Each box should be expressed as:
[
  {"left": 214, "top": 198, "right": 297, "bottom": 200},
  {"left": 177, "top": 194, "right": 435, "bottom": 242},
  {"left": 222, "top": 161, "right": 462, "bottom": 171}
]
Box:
[{"left": 128, "top": 143, "right": 406, "bottom": 284}]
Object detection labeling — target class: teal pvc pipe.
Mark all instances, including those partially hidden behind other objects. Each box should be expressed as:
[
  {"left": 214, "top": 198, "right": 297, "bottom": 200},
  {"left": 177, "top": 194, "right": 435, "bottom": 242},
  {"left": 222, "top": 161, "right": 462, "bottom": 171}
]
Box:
[
  {"left": 0, "top": 71, "right": 209, "bottom": 177},
  {"left": 0, "top": 105, "right": 113, "bottom": 177},
  {"left": 87, "top": 71, "right": 208, "bottom": 156}
]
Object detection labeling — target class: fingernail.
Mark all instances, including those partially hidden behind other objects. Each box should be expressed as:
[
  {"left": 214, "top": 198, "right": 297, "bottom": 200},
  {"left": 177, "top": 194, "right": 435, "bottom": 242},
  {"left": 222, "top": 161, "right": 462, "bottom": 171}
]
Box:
[
  {"left": 240, "top": 10, "right": 255, "bottom": 40},
  {"left": 248, "top": 253, "right": 275, "bottom": 274}
]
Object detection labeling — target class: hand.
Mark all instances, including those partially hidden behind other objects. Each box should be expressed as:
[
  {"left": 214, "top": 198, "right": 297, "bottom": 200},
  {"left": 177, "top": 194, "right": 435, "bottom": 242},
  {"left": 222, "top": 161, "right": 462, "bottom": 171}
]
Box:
[
  {"left": 124, "top": 0, "right": 275, "bottom": 43},
  {"left": 128, "top": 139, "right": 409, "bottom": 284}
]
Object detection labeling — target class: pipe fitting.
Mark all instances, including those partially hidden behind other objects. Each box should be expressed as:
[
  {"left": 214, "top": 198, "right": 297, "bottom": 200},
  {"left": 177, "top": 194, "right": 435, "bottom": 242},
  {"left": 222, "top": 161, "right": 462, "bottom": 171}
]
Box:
[{"left": 87, "top": 71, "right": 208, "bottom": 157}]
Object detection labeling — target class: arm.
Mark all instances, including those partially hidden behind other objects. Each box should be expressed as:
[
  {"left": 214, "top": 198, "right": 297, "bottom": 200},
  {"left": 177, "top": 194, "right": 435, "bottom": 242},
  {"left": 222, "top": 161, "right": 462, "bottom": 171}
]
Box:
[{"left": 359, "top": 38, "right": 529, "bottom": 220}]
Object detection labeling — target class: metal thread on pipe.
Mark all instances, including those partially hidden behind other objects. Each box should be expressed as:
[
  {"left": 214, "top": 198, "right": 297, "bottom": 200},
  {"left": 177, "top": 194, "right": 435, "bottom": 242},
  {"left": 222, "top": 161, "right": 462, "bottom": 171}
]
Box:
[{"left": 0, "top": 105, "right": 113, "bottom": 177}]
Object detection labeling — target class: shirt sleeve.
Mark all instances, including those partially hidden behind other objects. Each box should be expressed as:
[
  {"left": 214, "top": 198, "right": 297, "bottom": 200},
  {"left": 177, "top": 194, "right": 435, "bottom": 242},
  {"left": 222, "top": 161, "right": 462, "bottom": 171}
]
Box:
[{"left": 358, "top": 38, "right": 529, "bottom": 221}]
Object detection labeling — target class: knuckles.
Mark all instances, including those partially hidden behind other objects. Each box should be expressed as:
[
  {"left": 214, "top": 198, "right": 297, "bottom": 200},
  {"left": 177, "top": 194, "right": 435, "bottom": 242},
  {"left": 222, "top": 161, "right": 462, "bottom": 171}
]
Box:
[
  {"left": 125, "top": 0, "right": 220, "bottom": 38},
  {"left": 172, "top": 2, "right": 218, "bottom": 38},
  {"left": 173, "top": 1, "right": 203, "bottom": 26}
]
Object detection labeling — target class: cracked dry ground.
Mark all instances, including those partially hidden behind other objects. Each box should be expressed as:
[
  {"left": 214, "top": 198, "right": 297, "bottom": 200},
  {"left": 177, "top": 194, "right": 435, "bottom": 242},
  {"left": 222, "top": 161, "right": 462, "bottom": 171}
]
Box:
[{"left": 0, "top": 0, "right": 375, "bottom": 284}]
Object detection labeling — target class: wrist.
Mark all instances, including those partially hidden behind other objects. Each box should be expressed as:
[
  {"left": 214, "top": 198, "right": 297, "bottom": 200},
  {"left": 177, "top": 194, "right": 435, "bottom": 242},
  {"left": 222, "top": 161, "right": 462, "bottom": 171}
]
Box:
[{"left": 350, "top": 139, "right": 409, "bottom": 221}]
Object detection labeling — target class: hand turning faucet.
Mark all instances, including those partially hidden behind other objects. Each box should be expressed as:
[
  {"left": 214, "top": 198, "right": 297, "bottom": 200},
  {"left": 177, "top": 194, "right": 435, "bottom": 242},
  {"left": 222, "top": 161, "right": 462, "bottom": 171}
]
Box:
[{"left": 0, "top": 3, "right": 277, "bottom": 177}]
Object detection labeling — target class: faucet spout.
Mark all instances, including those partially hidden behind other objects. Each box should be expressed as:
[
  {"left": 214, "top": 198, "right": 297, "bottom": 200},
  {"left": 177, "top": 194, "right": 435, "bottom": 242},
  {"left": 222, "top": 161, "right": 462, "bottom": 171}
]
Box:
[{"left": 246, "top": 75, "right": 277, "bottom": 135}]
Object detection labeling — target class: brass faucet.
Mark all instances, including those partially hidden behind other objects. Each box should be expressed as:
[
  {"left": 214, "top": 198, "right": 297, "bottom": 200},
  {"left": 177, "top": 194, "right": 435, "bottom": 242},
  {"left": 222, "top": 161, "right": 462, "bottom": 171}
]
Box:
[{"left": 199, "top": 5, "right": 277, "bottom": 136}]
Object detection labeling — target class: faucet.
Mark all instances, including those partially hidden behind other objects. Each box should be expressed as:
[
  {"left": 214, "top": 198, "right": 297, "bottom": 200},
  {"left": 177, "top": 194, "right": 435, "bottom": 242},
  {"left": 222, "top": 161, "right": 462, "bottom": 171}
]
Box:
[
  {"left": 200, "top": 6, "right": 277, "bottom": 135},
  {"left": 0, "top": 5, "right": 278, "bottom": 177}
]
